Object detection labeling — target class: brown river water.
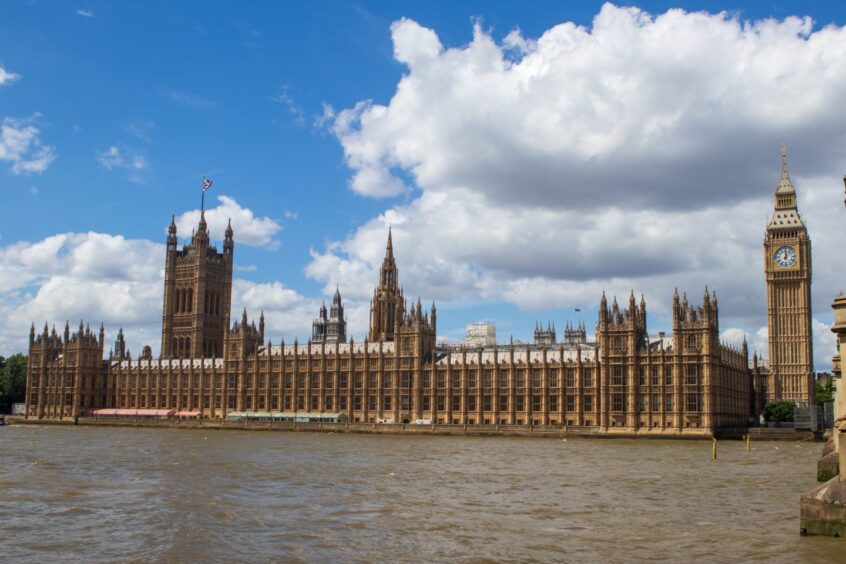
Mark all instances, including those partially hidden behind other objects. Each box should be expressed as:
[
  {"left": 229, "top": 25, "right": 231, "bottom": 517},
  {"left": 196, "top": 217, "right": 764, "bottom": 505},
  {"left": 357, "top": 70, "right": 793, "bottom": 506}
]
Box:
[{"left": 0, "top": 426, "right": 842, "bottom": 563}]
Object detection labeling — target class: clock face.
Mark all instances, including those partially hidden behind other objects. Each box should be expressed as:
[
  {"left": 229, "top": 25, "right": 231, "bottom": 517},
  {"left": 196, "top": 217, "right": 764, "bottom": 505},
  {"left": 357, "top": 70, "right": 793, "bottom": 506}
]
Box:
[{"left": 774, "top": 245, "right": 797, "bottom": 268}]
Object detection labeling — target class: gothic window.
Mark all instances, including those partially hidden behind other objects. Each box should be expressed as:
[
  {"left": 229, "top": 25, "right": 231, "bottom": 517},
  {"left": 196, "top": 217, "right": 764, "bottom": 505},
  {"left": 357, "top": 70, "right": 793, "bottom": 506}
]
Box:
[
  {"left": 613, "top": 336, "right": 623, "bottom": 351},
  {"left": 665, "top": 394, "right": 674, "bottom": 411},
  {"left": 566, "top": 369, "right": 575, "bottom": 387},
  {"left": 422, "top": 372, "right": 431, "bottom": 389},
  {"left": 549, "top": 395, "right": 558, "bottom": 411},
  {"left": 652, "top": 394, "right": 660, "bottom": 412},
  {"left": 484, "top": 395, "right": 492, "bottom": 411},
  {"left": 583, "top": 395, "right": 593, "bottom": 412},
  {"left": 515, "top": 370, "right": 525, "bottom": 388},
  {"left": 686, "top": 394, "right": 699, "bottom": 412},
  {"left": 566, "top": 395, "right": 575, "bottom": 412},
  {"left": 401, "top": 396, "right": 410, "bottom": 410},
  {"left": 451, "top": 373, "right": 461, "bottom": 388},
  {"left": 532, "top": 395, "right": 541, "bottom": 411},
  {"left": 401, "top": 372, "right": 411, "bottom": 388},
  {"left": 638, "top": 395, "right": 646, "bottom": 412},
  {"left": 583, "top": 369, "right": 593, "bottom": 388},
  {"left": 483, "top": 370, "right": 493, "bottom": 388},
  {"left": 354, "top": 374, "right": 362, "bottom": 389},
  {"left": 383, "top": 374, "right": 392, "bottom": 388},
  {"left": 686, "top": 366, "right": 698, "bottom": 385},
  {"left": 651, "top": 367, "right": 660, "bottom": 386},
  {"left": 368, "top": 373, "right": 377, "bottom": 388},
  {"left": 531, "top": 370, "right": 542, "bottom": 388},
  {"left": 368, "top": 396, "right": 376, "bottom": 410},
  {"left": 498, "top": 372, "right": 508, "bottom": 388},
  {"left": 422, "top": 396, "right": 431, "bottom": 411},
  {"left": 612, "top": 394, "right": 624, "bottom": 412},
  {"left": 612, "top": 366, "right": 624, "bottom": 386},
  {"left": 467, "top": 371, "right": 477, "bottom": 388},
  {"left": 467, "top": 395, "right": 477, "bottom": 411},
  {"left": 549, "top": 370, "right": 558, "bottom": 388},
  {"left": 665, "top": 367, "right": 673, "bottom": 386},
  {"left": 452, "top": 395, "right": 461, "bottom": 411},
  {"left": 437, "top": 395, "right": 446, "bottom": 411},
  {"left": 499, "top": 395, "right": 508, "bottom": 411},
  {"left": 639, "top": 369, "right": 646, "bottom": 386},
  {"left": 515, "top": 396, "right": 525, "bottom": 412},
  {"left": 383, "top": 396, "right": 392, "bottom": 410}
]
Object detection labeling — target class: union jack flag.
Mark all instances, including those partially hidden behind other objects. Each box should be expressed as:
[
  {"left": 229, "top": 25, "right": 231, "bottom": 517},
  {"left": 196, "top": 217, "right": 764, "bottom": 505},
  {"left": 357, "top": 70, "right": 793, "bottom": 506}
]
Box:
[{"left": 202, "top": 177, "right": 213, "bottom": 191}]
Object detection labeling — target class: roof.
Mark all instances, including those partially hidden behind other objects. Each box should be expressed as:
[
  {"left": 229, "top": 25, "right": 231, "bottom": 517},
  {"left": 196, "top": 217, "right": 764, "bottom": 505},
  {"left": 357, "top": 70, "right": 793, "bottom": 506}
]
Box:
[
  {"left": 768, "top": 209, "right": 805, "bottom": 229},
  {"left": 435, "top": 347, "right": 596, "bottom": 366},
  {"left": 262, "top": 341, "right": 394, "bottom": 356},
  {"left": 113, "top": 358, "right": 224, "bottom": 370}
]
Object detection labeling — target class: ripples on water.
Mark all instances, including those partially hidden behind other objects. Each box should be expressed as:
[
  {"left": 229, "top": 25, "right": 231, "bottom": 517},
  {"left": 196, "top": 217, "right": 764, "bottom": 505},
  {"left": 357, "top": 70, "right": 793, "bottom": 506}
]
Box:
[{"left": 0, "top": 426, "right": 842, "bottom": 562}]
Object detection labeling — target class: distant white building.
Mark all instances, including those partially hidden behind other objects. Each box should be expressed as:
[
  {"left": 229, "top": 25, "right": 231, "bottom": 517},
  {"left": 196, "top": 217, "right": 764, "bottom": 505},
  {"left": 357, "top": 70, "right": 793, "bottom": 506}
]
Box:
[{"left": 465, "top": 322, "right": 496, "bottom": 348}]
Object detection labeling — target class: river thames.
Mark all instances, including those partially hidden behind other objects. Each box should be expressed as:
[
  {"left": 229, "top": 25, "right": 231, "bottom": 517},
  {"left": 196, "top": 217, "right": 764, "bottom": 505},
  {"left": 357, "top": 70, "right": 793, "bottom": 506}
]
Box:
[{"left": 0, "top": 426, "right": 841, "bottom": 562}]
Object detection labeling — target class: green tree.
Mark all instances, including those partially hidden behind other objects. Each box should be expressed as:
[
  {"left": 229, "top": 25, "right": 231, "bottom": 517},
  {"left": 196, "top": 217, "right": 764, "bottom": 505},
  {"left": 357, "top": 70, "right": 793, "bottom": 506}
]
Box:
[
  {"left": 763, "top": 400, "right": 795, "bottom": 423},
  {"left": 815, "top": 379, "right": 834, "bottom": 404},
  {"left": 0, "top": 354, "right": 27, "bottom": 413}
]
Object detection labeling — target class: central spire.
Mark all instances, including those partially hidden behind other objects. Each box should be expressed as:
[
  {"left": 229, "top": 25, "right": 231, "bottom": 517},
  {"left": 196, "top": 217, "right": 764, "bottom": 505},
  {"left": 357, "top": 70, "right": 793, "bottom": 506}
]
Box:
[{"left": 775, "top": 143, "right": 795, "bottom": 197}]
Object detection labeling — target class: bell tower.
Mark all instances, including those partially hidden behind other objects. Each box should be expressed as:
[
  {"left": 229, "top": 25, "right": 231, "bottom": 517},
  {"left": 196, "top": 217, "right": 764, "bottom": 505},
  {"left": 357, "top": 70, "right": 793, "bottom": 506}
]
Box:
[
  {"left": 161, "top": 212, "right": 234, "bottom": 358},
  {"left": 764, "top": 145, "right": 813, "bottom": 405}
]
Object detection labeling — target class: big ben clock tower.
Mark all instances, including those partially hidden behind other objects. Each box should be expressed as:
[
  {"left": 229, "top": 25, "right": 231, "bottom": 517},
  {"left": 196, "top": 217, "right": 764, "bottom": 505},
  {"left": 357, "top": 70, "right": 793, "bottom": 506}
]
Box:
[{"left": 764, "top": 145, "right": 814, "bottom": 405}]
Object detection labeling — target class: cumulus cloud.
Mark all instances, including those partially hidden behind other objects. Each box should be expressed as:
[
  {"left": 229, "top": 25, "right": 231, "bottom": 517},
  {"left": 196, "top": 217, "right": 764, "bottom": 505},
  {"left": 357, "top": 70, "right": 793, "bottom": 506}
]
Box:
[
  {"left": 0, "top": 64, "right": 20, "bottom": 86},
  {"left": 0, "top": 116, "right": 56, "bottom": 174},
  {"left": 312, "top": 4, "right": 846, "bottom": 369},
  {"left": 0, "top": 232, "right": 163, "bottom": 356},
  {"left": 174, "top": 195, "right": 282, "bottom": 248},
  {"left": 0, "top": 232, "right": 347, "bottom": 357}
]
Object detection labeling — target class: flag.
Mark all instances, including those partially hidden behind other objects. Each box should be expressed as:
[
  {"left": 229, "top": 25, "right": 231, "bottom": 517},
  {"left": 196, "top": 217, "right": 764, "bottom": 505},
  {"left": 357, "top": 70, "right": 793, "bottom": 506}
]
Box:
[{"left": 202, "top": 177, "right": 213, "bottom": 191}]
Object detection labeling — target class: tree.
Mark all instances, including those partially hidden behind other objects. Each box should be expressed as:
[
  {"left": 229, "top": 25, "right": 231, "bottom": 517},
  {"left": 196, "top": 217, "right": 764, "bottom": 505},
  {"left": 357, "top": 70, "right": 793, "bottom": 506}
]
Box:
[
  {"left": 0, "top": 354, "right": 27, "bottom": 414},
  {"left": 763, "top": 400, "right": 795, "bottom": 423},
  {"left": 815, "top": 379, "right": 834, "bottom": 404}
]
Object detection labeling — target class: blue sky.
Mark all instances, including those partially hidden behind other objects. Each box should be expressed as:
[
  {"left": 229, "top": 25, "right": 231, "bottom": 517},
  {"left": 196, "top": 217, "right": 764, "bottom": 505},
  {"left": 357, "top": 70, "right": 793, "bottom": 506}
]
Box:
[{"left": 2, "top": 1, "right": 846, "bottom": 368}]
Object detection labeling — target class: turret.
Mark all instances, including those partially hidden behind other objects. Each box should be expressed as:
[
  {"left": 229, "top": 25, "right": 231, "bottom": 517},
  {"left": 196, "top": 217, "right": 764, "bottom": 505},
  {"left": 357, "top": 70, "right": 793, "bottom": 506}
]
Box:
[
  {"left": 168, "top": 214, "right": 178, "bottom": 250},
  {"left": 224, "top": 217, "right": 234, "bottom": 255}
]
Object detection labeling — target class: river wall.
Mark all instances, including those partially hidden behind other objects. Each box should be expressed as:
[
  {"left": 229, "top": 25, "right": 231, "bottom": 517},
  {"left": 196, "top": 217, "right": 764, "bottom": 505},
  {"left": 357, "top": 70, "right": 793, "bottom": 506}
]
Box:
[{"left": 6, "top": 416, "right": 814, "bottom": 441}]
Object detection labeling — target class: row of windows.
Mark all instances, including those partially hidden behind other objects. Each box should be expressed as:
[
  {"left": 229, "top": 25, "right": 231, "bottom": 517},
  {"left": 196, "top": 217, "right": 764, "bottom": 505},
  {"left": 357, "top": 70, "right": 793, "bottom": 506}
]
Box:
[
  {"left": 114, "top": 365, "right": 701, "bottom": 390},
  {"left": 114, "top": 392, "right": 701, "bottom": 414}
]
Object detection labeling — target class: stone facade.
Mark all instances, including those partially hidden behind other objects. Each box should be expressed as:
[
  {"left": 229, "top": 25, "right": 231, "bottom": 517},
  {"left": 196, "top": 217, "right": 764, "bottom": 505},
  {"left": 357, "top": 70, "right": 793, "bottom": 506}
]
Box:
[
  {"left": 24, "top": 212, "right": 754, "bottom": 435},
  {"left": 764, "top": 146, "right": 814, "bottom": 405}
]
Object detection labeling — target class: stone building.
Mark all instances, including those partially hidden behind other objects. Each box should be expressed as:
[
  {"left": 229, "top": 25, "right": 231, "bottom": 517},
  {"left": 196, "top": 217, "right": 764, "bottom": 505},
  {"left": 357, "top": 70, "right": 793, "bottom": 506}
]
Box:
[
  {"left": 24, "top": 211, "right": 755, "bottom": 434},
  {"left": 763, "top": 146, "right": 814, "bottom": 405}
]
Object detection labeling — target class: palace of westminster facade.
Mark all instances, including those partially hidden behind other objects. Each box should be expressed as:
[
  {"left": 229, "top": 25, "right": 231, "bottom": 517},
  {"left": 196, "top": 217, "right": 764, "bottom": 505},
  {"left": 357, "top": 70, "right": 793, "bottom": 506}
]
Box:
[{"left": 23, "top": 149, "right": 815, "bottom": 433}]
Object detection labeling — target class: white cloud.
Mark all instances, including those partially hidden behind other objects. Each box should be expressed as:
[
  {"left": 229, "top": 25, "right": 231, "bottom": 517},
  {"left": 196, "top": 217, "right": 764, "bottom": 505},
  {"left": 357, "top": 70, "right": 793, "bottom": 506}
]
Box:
[
  {"left": 167, "top": 91, "right": 217, "bottom": 109},
  {"left": 0, "top": 64, "right": 20, "bottom": 86},
  {"left": 174, "top": 195, "right": 281, "bottom": 248},
  {"left": 77, "top": 9, "right": 94, "bottom": 18},
  {"left": 97, "top": 145, "right": 146, "bottom": 171},
  {"left": 0, "top": 116, "right": 56, "bottom": 174},
  {"left": 311, "top": 5, "right": 846, "bottom": 370},
  {"left": 0, "top": 232, "right": 348, "bottom": 357},
  {"left": 271, "top": 87, "right": 305, "bottom": 126}
]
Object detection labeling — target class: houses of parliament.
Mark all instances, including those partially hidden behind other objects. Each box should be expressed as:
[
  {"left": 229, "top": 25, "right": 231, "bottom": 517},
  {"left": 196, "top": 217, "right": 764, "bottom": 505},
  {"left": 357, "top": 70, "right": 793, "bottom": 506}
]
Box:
[{"left": 23, "top": 149, "right": 815, "bottom": 433}]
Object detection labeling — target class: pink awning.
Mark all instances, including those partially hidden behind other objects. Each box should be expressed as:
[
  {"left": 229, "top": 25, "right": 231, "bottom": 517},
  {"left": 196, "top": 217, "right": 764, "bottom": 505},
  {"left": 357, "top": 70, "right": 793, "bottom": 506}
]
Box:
[
  {"left": 175, "top": 411, "right": 200, "bottom": 418},
  {"left": 93, "top": 408, "right": 174, "bottom": 417}
]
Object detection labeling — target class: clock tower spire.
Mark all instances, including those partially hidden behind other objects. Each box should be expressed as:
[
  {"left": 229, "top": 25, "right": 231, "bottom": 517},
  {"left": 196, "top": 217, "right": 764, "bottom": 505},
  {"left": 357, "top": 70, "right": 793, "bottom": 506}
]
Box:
[{"left": 764, "top": 144, "right": 813, "bottom": 405}]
